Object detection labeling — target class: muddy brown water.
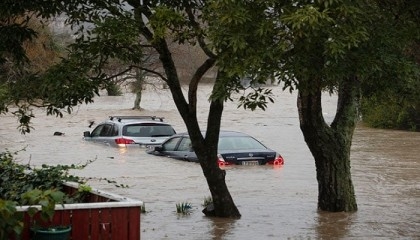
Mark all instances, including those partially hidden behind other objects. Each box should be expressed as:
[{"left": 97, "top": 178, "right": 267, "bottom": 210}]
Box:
[{"left": 1, "top": 84, "right": 419, "bottom": 239}]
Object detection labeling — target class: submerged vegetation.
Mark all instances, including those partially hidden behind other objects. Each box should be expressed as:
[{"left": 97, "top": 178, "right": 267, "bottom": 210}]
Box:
[
  {"left": 202, "top": 196, "right": 213, "bottom": 208},
  {"left": 176, "top": 202, "right": 192, "bottom": 215}
]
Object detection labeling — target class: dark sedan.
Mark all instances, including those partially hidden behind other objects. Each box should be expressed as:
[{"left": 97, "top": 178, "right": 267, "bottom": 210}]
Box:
[{"left": 146, "top": 131, "right": 284, "bottom": 166}]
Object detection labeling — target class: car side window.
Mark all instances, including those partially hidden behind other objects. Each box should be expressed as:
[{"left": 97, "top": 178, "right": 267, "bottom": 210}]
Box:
[
  {"left": 91, "top": 125, "right": 104, "bottom": 137},
  {"left": 99, "top": 124, "right": 113, "bottom": 137},
  {"left": 162, "top": 137, "right": 181, "bottom": 151},
  {"left": 177, "top": 138, "right": 192, "bottom": 151},
  {"left": 110, "top": 125, "right": 119, "bottom": 136}
]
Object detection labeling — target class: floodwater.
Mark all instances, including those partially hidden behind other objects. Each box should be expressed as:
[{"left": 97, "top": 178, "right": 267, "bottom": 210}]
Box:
[{"left": 1, "top": 84, "right": 419, "bottom": 240}]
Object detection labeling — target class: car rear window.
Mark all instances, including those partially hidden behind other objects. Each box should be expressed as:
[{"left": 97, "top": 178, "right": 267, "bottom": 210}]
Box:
[
  {"left": 218, "top": 136, "right": 267, "bottom": 150},
  {"left": 123, "top": 124, "right": 175, "bottom": 137}
]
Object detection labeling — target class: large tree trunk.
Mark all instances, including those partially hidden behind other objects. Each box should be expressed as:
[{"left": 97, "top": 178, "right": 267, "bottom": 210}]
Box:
[
  {"left": 152, "top": 33, "right": 241, "bottom": 217},
  {"left": 297, "top": 76, "right": 359, "bottom": 212},
  {"left": 194, "top": 97, "right": 241, "bottom": 218}
]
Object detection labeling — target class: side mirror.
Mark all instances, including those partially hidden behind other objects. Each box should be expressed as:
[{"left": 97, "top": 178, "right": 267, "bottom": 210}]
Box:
[
  {"left": 154, "top": 146, "right": 163, "bottom": 151},
  {"left": 83, "top": 131, "right": 91, "bottom": 137}
]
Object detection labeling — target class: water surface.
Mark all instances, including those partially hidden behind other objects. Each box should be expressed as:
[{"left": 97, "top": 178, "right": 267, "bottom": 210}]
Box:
[{"left": 1, "top": 85, "right": 419, "bottom": 239}]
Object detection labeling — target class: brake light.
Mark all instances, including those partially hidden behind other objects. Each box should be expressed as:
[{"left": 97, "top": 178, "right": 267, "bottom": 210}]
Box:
[
  {"left": 217, "top": 154, "right": 225, "bottom": 167},
  {"left": 268, "top": 154, "right": 284, "bottom": 165},
  {"left": 217, "top": 154, "right": 231, "bottom": 167},
  {"left": 115, "top": 138, "right": 135, "bottom": 147}
]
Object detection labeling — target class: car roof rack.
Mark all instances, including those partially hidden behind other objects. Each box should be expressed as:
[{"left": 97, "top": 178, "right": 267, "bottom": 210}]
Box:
[{"left": 109, "top": 116, "right": 165, "bottom": 122}]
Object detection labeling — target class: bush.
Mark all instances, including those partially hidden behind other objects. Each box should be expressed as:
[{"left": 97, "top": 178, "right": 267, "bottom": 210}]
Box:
[
  {"left": 0, "top": 151, "right": 89, "bottom": 202},
  {"left": 0, "top": 150, "right": 93, "bottom": 238},
  {"left": 361, "top": 93, "right": 420, "bottom": 131},
  {"left": 105, "top": 82, "right": 122, "bottom": 96},
  {"left": 0, "top": 199, "right": 24, "bottom": 239},
  {"left": 176, "top": 202, "right": 192, "bottom": 215}
]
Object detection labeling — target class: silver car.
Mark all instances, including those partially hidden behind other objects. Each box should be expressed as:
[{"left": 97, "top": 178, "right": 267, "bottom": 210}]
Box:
[{"left": 83, "top": 116, "right": 176, "bottom": 148}]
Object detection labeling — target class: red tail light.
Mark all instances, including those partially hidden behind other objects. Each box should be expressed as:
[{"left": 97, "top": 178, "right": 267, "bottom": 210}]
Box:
[
  {"left": 268, "top": 154, "right": 284, "bottom": 165},
  {"left": 217, "top": 154, "right": 231, "bottom": 167},
  {"left": 115, "top": 138, "right": 135, "bottom": 147}
]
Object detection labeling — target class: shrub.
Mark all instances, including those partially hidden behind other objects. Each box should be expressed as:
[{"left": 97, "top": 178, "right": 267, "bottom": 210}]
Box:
[
  {"left": 0, "top": 150, "right": 93, "bottom": 238},
  {"left": 176, "top": 202, "right": 192, "bottom": 215},
  {"left": 361, "top": 93, "right": 420, "bottom": 131},
  {"left": 105, "top": 82, "right": 122, "bottom": 96},
  {"left": 0, "top": 151, "right": 90, "bottom": 202},
  {"left": 0, "top": 199, "right": 24, "bottom": 239},
  {"left": 202, "top": 196, "right": 213, "bottom": 208}
]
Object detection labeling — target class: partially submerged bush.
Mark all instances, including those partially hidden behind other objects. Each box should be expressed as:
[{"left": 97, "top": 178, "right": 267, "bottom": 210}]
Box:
[
  {"left": 140, "top": 202, "right": 146, "bottom": 214},
  {"left": 176, "top": 202, "right": 192, "bottom": 215},
  {"left": 202, "top": 196, "right": 213, "bottom": 208}
]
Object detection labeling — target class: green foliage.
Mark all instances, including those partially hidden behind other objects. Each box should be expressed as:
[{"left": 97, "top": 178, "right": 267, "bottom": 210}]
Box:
[
  {"left": 1, "top": 2, "right": 85, "bottom": 134},
  {"left": 68, "top": 184, "right": 93, "bottom": 203},
  {"left": 0, "top": 199, "right": 24, "bottom": 240},
  {"left": 238, "top": 88, "right": 274, "bottom": 111},
  {"left": 0, "top": 150, "right": 130, "bottom": 232},
  {"left": 205, "top": 1, "right": 281, "bottom": 78},
  {"left": 0, "top": 151, "right": 91, "bottom": 236},
  {"left": 1, "top": 4, "right": 106, "bottom": 134},
  {"left": 361, "top": 91, "right": 420, "bottom": 131},
  {"left": 21, "top": 189, "right": 66, "bottom": 223},
  {"left": 202, "top": 196, "right": 212, "bottom": 208},
  {"left": 0, "top": 150, "right": 90, "bottom": 202},
  {"left": 77, "top": 184, "right": 92, "bottom": 193},
  {"left": 140, "top": 202, "right": 146, "bottom": 214},
  {"left": 176, "top": 202, "right": 192, "bottom": 215},
  {"left": 105, "top": 81, "right": 122, "bottom": 96},
  {"left": 149, "top": 6, "right": 186, "bottom": 40},
  {"left": 0, "top": 0, "right": 64, "bottom": 64},
  {"left": 359, "top": 25, "right": 420, "bottom": 132}
]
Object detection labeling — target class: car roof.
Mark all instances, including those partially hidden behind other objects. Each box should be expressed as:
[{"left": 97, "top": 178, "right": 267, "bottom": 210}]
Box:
[
  {"left": 109, "top": 116, "right": 165, "bottom": 122},
  {"left": 102, "top": 116, "right": 170, "bottom": 125},
  {"left": 173, "top": 130, "right": 251, "bottom": 138}
]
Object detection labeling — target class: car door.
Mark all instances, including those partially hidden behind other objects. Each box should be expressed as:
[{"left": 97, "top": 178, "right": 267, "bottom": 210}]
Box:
[
  {"left": 160, "top": 136, "right": 197, "bottom": 162},
  {"left": 89, "top": 123, "right": 116, "bottom": 146},
  {"left": 174, "top": 137, "right": 198, "bottom": 162}
]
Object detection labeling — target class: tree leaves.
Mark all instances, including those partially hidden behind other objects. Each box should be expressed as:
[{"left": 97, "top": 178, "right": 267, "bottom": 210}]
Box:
[{"left": 238, "top": 88, "right": 274, "bottom": 111}]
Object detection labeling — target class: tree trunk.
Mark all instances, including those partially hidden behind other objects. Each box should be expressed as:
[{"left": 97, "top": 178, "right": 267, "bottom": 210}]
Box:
[
  {"left": 132, "top": 91, "right": 142, "bottom": 110},
  {"left": 132, "top": 69, "right": 144, "bottom": 110},
  {"left": 202, "top": 164, "right": 241, "bottom": 217},
  {"left": 194, "top": 97, "right": 241, "bottom": 218},
  {"left": 297, "top": 76, "right": 359, "bottom": 212},
  {"left": 152, "top": 34, "right": 241, "bottom": 217}
]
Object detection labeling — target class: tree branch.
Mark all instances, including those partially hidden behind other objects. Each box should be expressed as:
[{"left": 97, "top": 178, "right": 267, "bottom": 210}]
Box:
[
  {"left": 188, "top": 58, "right": 216, "bottom": 110},
  {"left": 185, "top": 5, "right": 216, "bottom": 59}
]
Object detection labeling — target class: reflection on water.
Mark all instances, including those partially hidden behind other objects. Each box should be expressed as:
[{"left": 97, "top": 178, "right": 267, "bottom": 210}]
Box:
[
  {"left": 316, "top": 212, "right": 353, "bottom": 239},
  {"left": 208, "top": 217, "right": 237, "bottom": 240},
  {"left": 0, "top": 85, "right": 419, "bottom": 239}
]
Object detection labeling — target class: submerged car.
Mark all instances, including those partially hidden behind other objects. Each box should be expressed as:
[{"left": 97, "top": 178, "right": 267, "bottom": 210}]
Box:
[
  {"left": 146, "top": 130, "right": 284, "bottom": 166},
  {"left": 83, "top": 116, "right": 176, "bottom": 148}
]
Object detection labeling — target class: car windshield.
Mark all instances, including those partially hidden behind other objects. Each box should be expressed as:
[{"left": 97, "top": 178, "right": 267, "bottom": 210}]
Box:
[
  {"left": 218, "top": 136, "right": 267, "bottom": 150},
  {"left": 123, "top": 124, "right": 175, "bottom": 137}
]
